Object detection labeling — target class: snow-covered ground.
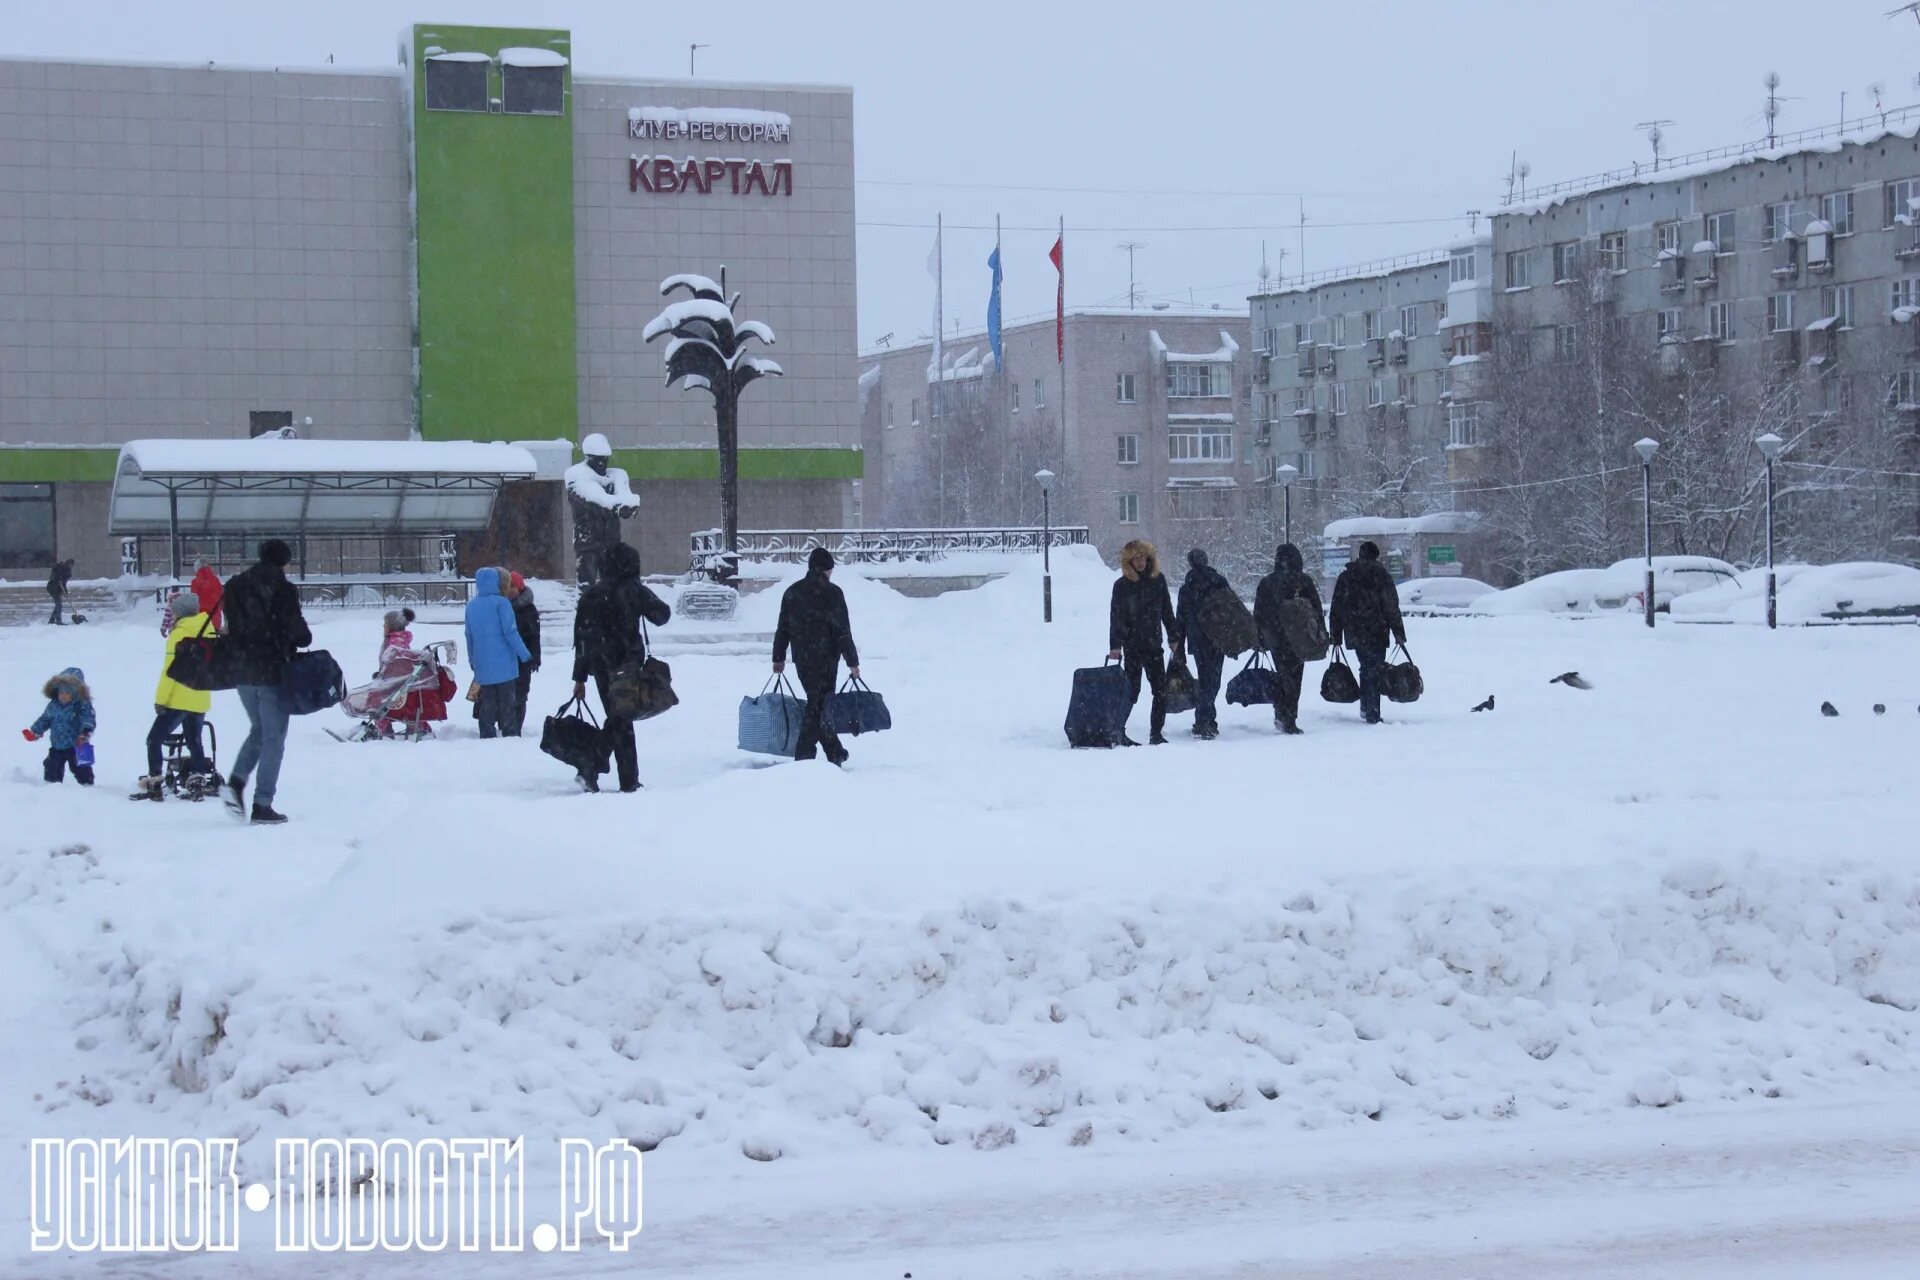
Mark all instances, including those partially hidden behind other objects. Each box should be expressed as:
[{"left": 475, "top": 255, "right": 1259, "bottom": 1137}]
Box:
[{"left": 4, "top": 545, "right": 1919, "bottom": 1275}]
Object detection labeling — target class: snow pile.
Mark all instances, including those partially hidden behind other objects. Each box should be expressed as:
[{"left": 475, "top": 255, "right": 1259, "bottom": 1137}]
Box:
[
  {"left": 1672, "top": 562, "right": 1920, "bottom": 623},
  {"left": 1471, "top": 568, "right": 1635, "bottom": 615},
  {"left": 1398, "top": 577, "right": 1496, "bottom": 611}
]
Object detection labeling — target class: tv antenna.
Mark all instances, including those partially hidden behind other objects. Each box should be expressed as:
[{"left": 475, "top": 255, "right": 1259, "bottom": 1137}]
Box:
[
  {"left": 1636, "top": 120, "right": 1675, "bottom": 171},
  {"left": 874, "top": 332, "right": 893, "bottom": 348},
  {"left": 1764, "top": 72, "right": 1782, "bottom": 146},
  {"left": 1871, "top": 81, "right": 1889, "bottom": 125},
  {"left": 1888, "top": 2, "right": 1920, "bottom": 28},
  {"left": 1116, "top": 241, "right": 1145, "bottom": 309},
  {"left": 1467, "top": 208, "right": 1483, "bottom": 233}
]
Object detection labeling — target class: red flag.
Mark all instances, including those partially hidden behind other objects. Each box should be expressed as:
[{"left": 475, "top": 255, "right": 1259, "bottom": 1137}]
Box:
[{"left": 1048, "top": 235, "right": 1064, "bottom": 365}]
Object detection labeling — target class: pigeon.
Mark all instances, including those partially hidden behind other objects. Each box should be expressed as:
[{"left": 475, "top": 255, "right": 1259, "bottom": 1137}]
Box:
[
  {"left": 1549, "top": 672, "right": 1594, "bottom": 690},
  {"left": 1874, "top": 704, "right": 1887, "bottom": 716},
  {"left": 1471, "top": 695, "right": 1496, "bottom": 713},
  {"left": 1821, "top": 702, "right": 1839, "bottom": 717}
]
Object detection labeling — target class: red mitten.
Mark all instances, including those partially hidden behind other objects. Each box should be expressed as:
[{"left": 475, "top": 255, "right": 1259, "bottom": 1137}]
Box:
[{"left": 22, "top": 729, "right": 39, "bottom": 742}]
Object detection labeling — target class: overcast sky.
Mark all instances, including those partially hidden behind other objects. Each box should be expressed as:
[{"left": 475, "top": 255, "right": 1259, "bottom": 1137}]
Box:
[{"left": 16, "top": 1, "right": 1920, "bottom": 351}]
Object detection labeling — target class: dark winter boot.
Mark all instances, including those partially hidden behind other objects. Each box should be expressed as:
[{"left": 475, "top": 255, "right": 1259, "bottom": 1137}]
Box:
[
  {"left": 130, "top": 776, "right": 163, "bottom": 802},
  {"left": 1282, "top": 721, "right": 1303, "bottom": 736},
  {"left": 249, "top": 803, "right": 288, "bottom": 826},
  {"left": 1149, "top": 732, "right": 1169, "bottom": 746},
  {"left": 223, "top": 778, "right": 247, "bottom": 819}
]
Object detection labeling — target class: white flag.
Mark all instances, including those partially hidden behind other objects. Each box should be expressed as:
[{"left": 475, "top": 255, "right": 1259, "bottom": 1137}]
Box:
[{"left": 926, "top": 225, "right": 944, "bottom": 390}]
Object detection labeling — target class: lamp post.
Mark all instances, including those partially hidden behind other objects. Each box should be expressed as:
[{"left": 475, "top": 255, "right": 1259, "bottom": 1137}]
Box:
[
  {"left": 1035, "top": 469, "right": 1055, "bottom": 623},
  {"left": 1755, "top": 432, "right": 1784, "bottom": 630},
  {"left": 1633, "top": 438, "right": 1659, "bottom": 628},
  {"left": 1276, "top": 463, "right": 1299, "bottom": 546}
]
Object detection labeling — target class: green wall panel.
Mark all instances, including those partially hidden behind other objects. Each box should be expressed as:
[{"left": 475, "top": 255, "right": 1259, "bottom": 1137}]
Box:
[
  {"left": 412, "top": 25, "right": 578, "bottom": 444},
  {"left": 0, "top": 449, "right": 118, "bottom": 483}
]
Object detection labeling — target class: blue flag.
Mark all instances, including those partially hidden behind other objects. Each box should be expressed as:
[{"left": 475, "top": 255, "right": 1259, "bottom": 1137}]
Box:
[{"left": 986, "top": 246, "right": 1004, "bottom": 371}]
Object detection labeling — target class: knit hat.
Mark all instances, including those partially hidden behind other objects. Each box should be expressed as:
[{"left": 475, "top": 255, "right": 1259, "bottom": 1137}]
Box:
[
  {"left": 383, "top": 607, "right": 415, "bottom": 633},
  {"left": 259, "top": 539, "right": 294, "bottom": 567},
  {"left": 509, "top": 571, "right": 525, "bottom": 593},
  {"left": 807, "top": 546, "right": 835, "bottom": 572},
  {"left": 1358, "top": 540, "right": 1381, "bottom": 560},
  {"left": 172, "top": 591, "right": 203, "bottom": 619},
  {"left": 1187, "top": 548, "right": 1209, "bottom": 570}
]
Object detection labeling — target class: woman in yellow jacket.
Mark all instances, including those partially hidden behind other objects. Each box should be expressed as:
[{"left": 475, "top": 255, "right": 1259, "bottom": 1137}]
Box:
[{"left": 138, "top": 591, "right": 216, "bottom": 800}]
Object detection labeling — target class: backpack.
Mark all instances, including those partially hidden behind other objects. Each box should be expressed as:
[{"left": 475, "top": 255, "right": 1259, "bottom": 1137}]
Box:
[
  {"left": 1277, "top": 597, "right": 1329, "bottom": 663},
  {"left": 1195, "top": 586, "right": 1258, "bottom": 657}
]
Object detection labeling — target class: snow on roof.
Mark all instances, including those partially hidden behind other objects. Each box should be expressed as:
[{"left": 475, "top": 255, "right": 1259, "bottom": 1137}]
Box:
[
  {"left": 499, "top": 47, "right": 569, "bottom": 68},
  {"left": 1692, "top": 240, "right": 1718, "bottom": 254},
  {"left": 1448, "top": 234, "right": 1492, "bottom": 252},
  {"left": 426, "top": 51, "right": 490, "bottom": 62},
  {"left": 1806, "top": 315, "right": 1839, "bottom": 332},
  {"left": 1805, "top": 218, "right": 1833, "bottom": 236},
  {"left": 1323, "top": 513, "right": 1484, "bottom": 538},
  {"left": 118, "top": 439, "right": 536, "bottom": 477},
  {"left": 1893, "top": 306, "right": 1920, "bottom": 323},
  {"left": 1151, "top": 330, "right": 1240, "bottom": 363}
]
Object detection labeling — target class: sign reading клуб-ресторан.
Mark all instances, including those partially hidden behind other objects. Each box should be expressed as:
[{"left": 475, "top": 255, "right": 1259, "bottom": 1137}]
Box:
[{"left": 626, "top": 107, "right": 795, "bottom": 197}]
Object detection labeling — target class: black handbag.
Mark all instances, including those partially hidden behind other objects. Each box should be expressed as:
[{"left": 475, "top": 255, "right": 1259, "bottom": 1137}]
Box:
[
  {"left": 1320, "top": 650, "right": 1361, "bottom": 704},
  {"left": 606, "top": 621, "right": 678, "bottom": 721},
  {"left": 1225, "top": 652, "right": 1280, "bottom": 707},
  {"left": 827, "top": 676, "right": 893, "bottom": 735},
  {"left": 166, "top": 618, "right": 239, "bottom": 692},
  {"left": 1162, "top": 655, "right": 1198, "bottom": 715},
  {"left": 1384, "top": 643, "right": 1424, "bottom": 704},
  {"left": 281, "top": 650, "right": 346, "bottom": 715},
  {"left": 541, "top": 697, "right": 609, "bottom": 776}
]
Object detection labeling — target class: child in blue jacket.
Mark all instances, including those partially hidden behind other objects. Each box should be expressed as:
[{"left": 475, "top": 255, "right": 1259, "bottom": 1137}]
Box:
[{"left": 24, "top": 667, "right": 96, "bottom": 785}]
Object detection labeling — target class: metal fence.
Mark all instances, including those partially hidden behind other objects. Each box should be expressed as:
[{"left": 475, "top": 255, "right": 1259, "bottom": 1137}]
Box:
[{"left": 690, "top": 526, "right": 1092, "bottom": 570}]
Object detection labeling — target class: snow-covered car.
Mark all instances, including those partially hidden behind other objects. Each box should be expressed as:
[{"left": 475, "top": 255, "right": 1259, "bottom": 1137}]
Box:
[
  {"left": 1670, "top": 561, "right": 1920, "bottom": 624},
  {"left": 1470, "top": 568, "right": 1637, "bottom": 616},
  {"left": 1605, "top": 555, "right": 1738, "bottom": 612},
  {"left": 1397, "top": 577, "right": 1496, "bottom": 612}
]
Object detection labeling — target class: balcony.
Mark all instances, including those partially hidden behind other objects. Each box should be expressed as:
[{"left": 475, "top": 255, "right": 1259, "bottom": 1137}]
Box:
[
  {"left": 1806, "top": 318, "right": 1840, "bottom": 367},
  {"left": 1389, "top": 334, "right": 1410, "bottom": 364},
  {"left": 1771, "top": 237, "right": 1800, "bottom": 278},
  {"left": 1897, "top": 228, "right": 1920, "bottom": 262},
  {"left": 1316, "top": 344, "right": 1337, "bottom": 375},
  {"left": 1366, "top": 337, "right": 1387, "bottom": 367},
  {"left": 1296, "top": 346, "right": 1315, "bottom": 378},
  {"left": 1770, "top": 328, "right": 1799, "bottom": 365}
]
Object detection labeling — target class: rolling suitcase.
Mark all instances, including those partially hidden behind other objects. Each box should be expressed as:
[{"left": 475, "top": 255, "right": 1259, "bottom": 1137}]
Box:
[{"left": 1065, "top": 659, "right": 1132, "bottom": 748}]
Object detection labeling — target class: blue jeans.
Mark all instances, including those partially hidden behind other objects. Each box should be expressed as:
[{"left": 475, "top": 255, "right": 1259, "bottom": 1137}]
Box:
[
  {"left": 1355, "top": 645, "right": 1388, "bottom": 722},
  {"left": 146, "top": 709, "right": 209, "bottom": 777},
  {"left": 232, "top": 684, "right": 290, "bottom": 805}
]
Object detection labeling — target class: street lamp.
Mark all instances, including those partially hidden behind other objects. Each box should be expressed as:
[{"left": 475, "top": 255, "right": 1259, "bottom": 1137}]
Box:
[
  {"left": 1755, "top": 432, "right": 1784, "bottom": 630},
  {"left": 1276, "top": 463, "right": 1299, "bottom": 546},
  {"left": 1035, "top": 469, "right": 1055, "bottom": 623},
  {"left": 1633, "top": 438, "right": 1659, "bottom": 628}
]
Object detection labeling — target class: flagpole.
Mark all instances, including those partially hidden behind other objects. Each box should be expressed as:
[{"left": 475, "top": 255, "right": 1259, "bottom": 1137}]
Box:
[
  {"left": 1058, "top": 214, "right": 1067, "bottom": 507},
  {"left": 936, "top": 211, "right": 944, "bottom": 525}
]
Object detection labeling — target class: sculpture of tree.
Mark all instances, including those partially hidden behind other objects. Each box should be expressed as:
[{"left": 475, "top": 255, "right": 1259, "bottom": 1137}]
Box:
[{"left": 642, "top": 271, "right": 783, "bottom": 579}]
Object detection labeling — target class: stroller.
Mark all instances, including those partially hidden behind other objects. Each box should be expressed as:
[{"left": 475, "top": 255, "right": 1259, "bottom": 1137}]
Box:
[
  {"left": 334, "top": 640, "right": 459, "bottom": 741},
  {"left": 130, "top": 722, "right": 224, "bottom": 801}
]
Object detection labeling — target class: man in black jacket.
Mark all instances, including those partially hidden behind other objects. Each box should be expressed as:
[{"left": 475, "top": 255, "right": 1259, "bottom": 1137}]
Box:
[
  {"left": 571, "top": 542, "right": 670, "bottom": 792},
  {"left": 46, "top": 559, "right": 73, "bottom": 625},
  {"left": 1254, "top": 542, "right": 1324, "bottom": 735},
  {"left": 1107, "top": 539, "right": 1184, "bottom": 746},
  {"left": 506, "top": 571, "right": 541, "bottom": 738},
  {"left": 772, "top": 547, "right": 860, "bottom": 766},
  {"left": 1174, "top": 548, "right": 1231, "bottom": 740},
  {"left": 1328, "top": 540, "right": 1406, "bottom": 725},
  {"left": 222, "top": 539, "right": 313, "bottom": 823}
]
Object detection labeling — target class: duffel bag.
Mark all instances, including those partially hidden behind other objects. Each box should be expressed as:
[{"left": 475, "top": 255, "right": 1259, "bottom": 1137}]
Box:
[
  {"left": 1064, "top": 658, "right": 1131, "bottom": 748},
  {"left": 1278, "top": 596, "right": 1330, "bottom": 664},
  {"left": 1225, "top": 652, "right": 1280, "bottom": 707},
  {"left": 1320, "top": 650, "right": 1360, "bottom": 704},
  {"left": 739, "top": 675, "right": 807, "bottom": 756},
  {"left": 281, "top": 650, "right": 347, "bottom": 716},
  {"left": 166, "top": 626, "right": 240, "bottom": 693},
  {"left": 608, "top": 657, "right": 678, "bottom": 721},
  {"left": 827, "top": 676, "right": 892, "bottom": 736},
  {"left": 1384, "top": 643, "right": 1424, "bottom": 704},
  {"left": 1163, "top": 655, "right": 1198, "bottom": 716},
  {"left": 540, "top": 697, "right": 608, "bottom": 778},
  {"left": 1196, "top": 586, "right": 1258, "bottom": 658}
]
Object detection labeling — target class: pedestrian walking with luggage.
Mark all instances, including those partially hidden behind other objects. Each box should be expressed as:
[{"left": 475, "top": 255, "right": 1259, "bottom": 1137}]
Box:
[
  {"left": 1108, "top": 540, "right": 1184, "bottom": 746},
  {"left": 46, "top": 559, "right": 74, "bottom": 625},
  {"left": 1254, "top": 542, "right": 1326, "bottom": 735},
  {"left": 1174, "top": 548, "right": 1233, "bottom": 740},
  {"left": 222, "top": 540, "right": 313, "bottom": 823},
  {"left": 772, "top": 547, "right": 860, "bottom": 766},
  {"left": 1328, "top": 540, "right": 1406, "bottom": 725},
  {"left": 571, "top": 542, "right": 671, "bottom": 792}
]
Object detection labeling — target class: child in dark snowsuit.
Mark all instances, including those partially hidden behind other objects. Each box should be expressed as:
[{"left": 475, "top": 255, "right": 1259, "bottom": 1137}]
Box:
[{"left": 25, "top": 667, "right": 97, "bottom": 785}]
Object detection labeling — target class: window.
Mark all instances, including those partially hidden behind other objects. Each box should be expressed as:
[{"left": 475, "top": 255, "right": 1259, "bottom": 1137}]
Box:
[
  {"left": 1449, "top": 248, "right": 1477, "bottom": 283},
  {"left": 249, "top": 409, "right": 292, "bottom": 438},
  {"left": 1436, "top": 367, "right": 1453, "bottom": 398},
  {"left": 1399, "top": 304, "right": 1420, "bottom": 338},
  {"left": 1822, "top": 284, "right": 1854, "bottom": 328},
  {"left": 424, "top": 54, "right": 489, "bottom": 112},
  {"left": 1312, "top": 383, "right": 1328, "bottom": 411},
  {"left": 1658, "top": 222, "right": 1682, "bottom": 256},
  {"left": 1397, "top": 372, "right": 1415, "bottom": 402},
  {"left": 1437, "top": 298, "right": 1449, "bottom": 325},
  {"left": 502, "top": 61, "right": 564, "bottom": 115},
  {"left": 1363, "top": 310, "right": 1382, "bottom": 340},
  {"left": 1290, "top": 386, "right": 1308, "bottom": 413},
  {"left": 1600, "top": 231, "right": 1627, "bottom": 272},
  {"left": 1010, "top": 380, "right": 1020, "bottom": 413},
  {"left": 1332, "top": 383, "right": 1348, "bottom": 415},
  {"left": 1117, "top": 433, "right": 1139, "bottom": 464},
  {"left": 1505, "top": 250, "right": 1533, "bottom": 289},
  {"left": 1167, "top": 487, "right": 1232, "bottom": 521},
  {"left": 1447, "top": 402, "right": 1481, "bottom": 448},
  {"left": 1705, "top": 211, "right": 1736, "bottom": 254},
  {"left": 1330, "top": 315, "right": 1347, "bottom": 345},
  {"left": 0, "top": 483, "right": 55, "bottom": 570},
  {"left": 1823, "top": 376, "right": 1854, "bottom": 414},
  {"left": 1504, "top": 332, "right": 1532, "bottom": 370},
  {"left": 1657, "top": 308, "right": 1682, "bottom": 342},
  {"left": 1118, "top": 492, "right": 1140, "bottom": 524},
  {"left": 1822, "top": 191, "right": 1855, "bottom": 235},
  {"left": 1886, "top": 179, "right": 1920, "bottom": 227},
  {"left": 910, "top": 397, "right": 920, "bottom": 425},
  {"left": 1552, "top": 241, "right": 1580, "bottom": 281},
  {"left": 1166, "top": 363, "right": 1227, "bottom": 398},
  {"left": 1116, "top": 372, "right": 1136, "bottom": 402},
  {"left": 1367, "top": 378, "right": 1386, "bottom": 407},
  {"left": 1887, "top": 370, "right": 1920, "bottom": 408},
  {"left": 1892, "top": 277, "right": 1920, "bottom": 312},
  {"left": 1767, "top": 292, "right": 1795, "bottom": 332},
  {"left": 1034, "top": 378, "right": 1045, "bottom": 408},
  {"left": 1554, "top": 324, "right": 1579, "bottom": 361},
  {"left": 886, "top": 402, "right": 895, "bottom": 429},
  {"left": 1168, "top": 423, "right": 1232, "bottom": 462},
  {"left": 1764, "top": 201, "right": 1796, "bottom": 243},
  {"left": 1707, "top": 301, "right": 1732, "bottom": 341}
]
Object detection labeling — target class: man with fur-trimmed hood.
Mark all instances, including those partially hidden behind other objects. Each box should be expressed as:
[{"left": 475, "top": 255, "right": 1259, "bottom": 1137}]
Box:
[{"left": 1107, "top": 539, "right": 1184, "bottom": 746}]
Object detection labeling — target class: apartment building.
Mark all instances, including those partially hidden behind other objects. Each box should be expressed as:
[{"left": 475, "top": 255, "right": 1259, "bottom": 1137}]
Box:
[{"left": 859, "top": 308, "right": 1256, "bottom": 559}]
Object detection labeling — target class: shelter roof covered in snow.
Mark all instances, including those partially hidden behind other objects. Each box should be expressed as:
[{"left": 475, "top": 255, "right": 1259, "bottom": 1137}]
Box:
[{"left": 1322, "top": 513, "right": 1484, "bottom": 539}]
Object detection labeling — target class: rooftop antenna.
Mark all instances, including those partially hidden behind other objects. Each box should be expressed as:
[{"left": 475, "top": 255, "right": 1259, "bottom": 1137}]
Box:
[
  {"left": 1116, "top": 241, "right": 1145, "bottom": 309},
  {"left": 689, "top": 43, "right": 709, "bottom": 76},
  {"left": 1505, "top": 149, "right": 1518, "bottom": 202},
  {"left": 1636, "top": 120, "right": 1675, "bottom": 171},
  {"left": 1764, "top": 72, "right": 1782, "bottom": 147},
  {"left": 1517, "top": 160, "right": 1532, "bottom": 201},
  {"left": 1888, "top": 2, "right": 1920, "bottom": 28},
  {"left": 1871, "top": 81, "right": 1888, "bottom": 126},
  {"left": 874, "top": 332, "right": 893, "bottom": 347},
  {"left": 1257, "top": 240, "right": 1271, "bottom": 293},
  {"left": 1467, "top": 208, "right": 1483, "bottom": 233}
]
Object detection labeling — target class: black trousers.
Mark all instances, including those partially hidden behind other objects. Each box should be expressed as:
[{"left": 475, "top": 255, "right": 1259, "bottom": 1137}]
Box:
[
  {"left": 48, "top": 587, "right": 64, "bottom": 625},
  {"left": 1270, "top": 652, "right": 1305, "bottom": 727},
  {"left": 590, "top": 670, "right": 639, "bottom": 789},
  {"left": 146, "top": 709, "right": 209, "bottom": 777},
  {"left": 794, "top": 662, "right": 846, "bottom": 762},
  {"left": 1355, "top": 645, "right": 1389, "bottom": 722},
  {"left": 1123, "top": 649, "right": 1168, "bottom": 739},
  {"left": 506, "top": 664, "right": 535, "bottom": 737},
  {"left": 44, "top": 747, "right": 93, "bottom": 785},
  {"left": 1192, "top": 648, "right": 1224, "bottom": 730}
]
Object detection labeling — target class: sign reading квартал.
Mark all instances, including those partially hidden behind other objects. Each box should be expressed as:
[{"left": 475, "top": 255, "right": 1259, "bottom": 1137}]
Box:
[{"left": 626, "top": 107, "right": 795, "bottom": 196}]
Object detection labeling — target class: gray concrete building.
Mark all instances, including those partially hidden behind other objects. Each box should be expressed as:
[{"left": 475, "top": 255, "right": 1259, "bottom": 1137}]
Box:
[{"left": 858, "top": 308, "right": 1256, "bottom": 562}]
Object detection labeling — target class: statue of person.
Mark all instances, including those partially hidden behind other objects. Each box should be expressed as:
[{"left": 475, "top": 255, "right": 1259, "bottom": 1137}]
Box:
[{"left": 564, "top": 433, "right": 639, "bottom": 586}]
